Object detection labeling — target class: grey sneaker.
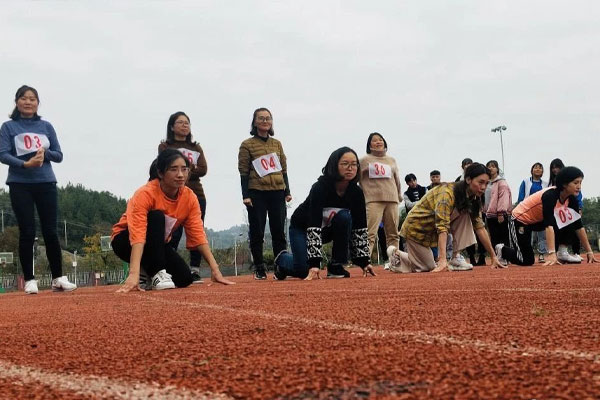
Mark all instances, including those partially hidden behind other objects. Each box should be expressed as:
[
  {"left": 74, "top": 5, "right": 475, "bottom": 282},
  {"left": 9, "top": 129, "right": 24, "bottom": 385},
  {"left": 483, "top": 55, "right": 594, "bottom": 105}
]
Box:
[
  {"left": 448, "top": 256, "right": 473, "bottom": 271},
  {"left": 495, "top": 244, "right": 509, "bottom": 267}
]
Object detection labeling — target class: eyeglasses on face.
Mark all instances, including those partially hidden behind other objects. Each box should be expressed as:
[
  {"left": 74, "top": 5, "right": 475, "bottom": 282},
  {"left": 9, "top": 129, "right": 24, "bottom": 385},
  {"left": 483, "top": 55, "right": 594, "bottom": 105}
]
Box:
[
  {"left": 339, "top": 162, "right": 359, "bottom": 169},
  {"left": 256, "top": 116, "right": 272, "bottom": 122},
  {"left": 174, "top": 120, "right": 190, "bottom": 126}
]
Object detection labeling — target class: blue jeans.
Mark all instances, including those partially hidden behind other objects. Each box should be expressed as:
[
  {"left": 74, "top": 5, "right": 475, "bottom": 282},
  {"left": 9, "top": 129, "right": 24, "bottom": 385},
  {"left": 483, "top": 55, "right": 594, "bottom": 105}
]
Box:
[
  {"left": 532, "top": 230, "right": 547, "bottom": 254},
  {"left": 277, "top": 210, "right": 352, "bottom": 278}
]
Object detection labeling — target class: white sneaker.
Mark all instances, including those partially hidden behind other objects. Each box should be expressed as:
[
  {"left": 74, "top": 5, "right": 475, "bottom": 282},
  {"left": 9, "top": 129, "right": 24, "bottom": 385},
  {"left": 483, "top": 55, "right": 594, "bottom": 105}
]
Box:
[
  {"left": 152, "top": 269, "right": 175, "bottom": 290},
  {"left": 572, "top": 254, "right": 583, "bottom": 263},
  {"left": 386, "top": 246, "right": 412, "bottom": 273},
  {"left": 383, "top": 262, "right": 390, "bottom": 270},
  {"left": 557, "top": 249, "right": 581, "bottom": 264},
  {"left": 25, "top": 279, "right": 38, "bottom": 294},
  {"left": 387, "top": 246, "right": 401, "bottom": 270},
  {"left": 495, "top": 244, "right": 509, "bottom": 267},
  {"left": 52, "top": 276, "right": 77, "bottom": 292},
  {"left": 448, "top": 256, "right": 473, "bottom": 271}
]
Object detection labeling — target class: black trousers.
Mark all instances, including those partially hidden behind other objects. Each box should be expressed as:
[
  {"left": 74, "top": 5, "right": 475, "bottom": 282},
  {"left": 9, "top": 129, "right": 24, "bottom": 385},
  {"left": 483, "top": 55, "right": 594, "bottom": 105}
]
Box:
[
  {"left": 487, "top": 217, "right": 510, "bottom": 248},
  {"left": 246, "top": 189, "right": 287, "bottom": 266},
  {"left": 502, "top": 219, "right": 573, "bottom": 266},
  {"left": 9, "top": 183, "right": 63, "bottom": 280},
  {"left": 111, "top": 210, "right": 192, "bottom": 287},
  {"left": 377, "top": 225, "right": 388, "bottom": 261},
  {"left": 168, "top": 196, "right": 206, "bottom": 267}
]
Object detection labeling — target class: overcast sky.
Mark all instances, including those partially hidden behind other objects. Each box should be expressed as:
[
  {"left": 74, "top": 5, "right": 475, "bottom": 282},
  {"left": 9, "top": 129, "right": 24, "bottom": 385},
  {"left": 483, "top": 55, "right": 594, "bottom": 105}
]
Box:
[{"left": 1, "top": 1, "right": 598, "bottom": 230}]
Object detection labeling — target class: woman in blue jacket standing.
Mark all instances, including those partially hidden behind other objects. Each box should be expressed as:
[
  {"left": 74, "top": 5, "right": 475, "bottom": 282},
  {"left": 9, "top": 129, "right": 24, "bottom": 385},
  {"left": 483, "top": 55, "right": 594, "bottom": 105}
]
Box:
[{"left": 0, "top": 85, "right": 76, "bottom": 294}]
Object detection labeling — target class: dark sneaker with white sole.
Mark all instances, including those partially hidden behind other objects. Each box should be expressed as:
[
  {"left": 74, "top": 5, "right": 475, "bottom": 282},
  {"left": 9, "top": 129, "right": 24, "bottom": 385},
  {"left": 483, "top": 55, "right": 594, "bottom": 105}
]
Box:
[
  {"left": 190, "top": 268, "right": 203, "bottom": 284},
  {"left": 327, "top": 263, "right": 350, "bottom": 278},
  {"left": 254, "top": 264, "right": 267, "bottom": 280},
  {"left": 273, "top": 250, "right": 288, "bottom": 281}
]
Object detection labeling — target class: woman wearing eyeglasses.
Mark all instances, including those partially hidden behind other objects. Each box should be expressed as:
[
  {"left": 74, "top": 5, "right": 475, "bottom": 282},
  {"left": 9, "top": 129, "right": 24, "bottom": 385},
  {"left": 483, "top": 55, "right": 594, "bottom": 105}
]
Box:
[
  {"left": 273, "top": 147, "right": 376, "bottom": 280},
  {"left": 358, "top": 132, "right": 402, "bottom": 262},
  {"left": 158, "top": 112, "right": 207, "bottom": 283},
  {"left": 238, "top": 108, "right": 292, "bottom": 280}
]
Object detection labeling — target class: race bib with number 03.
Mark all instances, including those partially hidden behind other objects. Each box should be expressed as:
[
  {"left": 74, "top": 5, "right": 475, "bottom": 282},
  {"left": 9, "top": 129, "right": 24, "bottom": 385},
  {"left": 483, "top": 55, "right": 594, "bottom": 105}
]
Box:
[
  {"left": 14, "top": 133, "right": 50, "bottom": 157},
  {"left": 368, "top": 162, "right": 392, "bottom": 179},
  {"left": 178, "top": 148, "right": 200, "bottom": 165},
  {"left": 252, "top": 153, "right": 282, "bottom": 178},
  {"left": 321, "top": 207, "right": 345, "bottom": 228},
  {"left": 553, "top": 202, "right": 581, "bottom": 229}
]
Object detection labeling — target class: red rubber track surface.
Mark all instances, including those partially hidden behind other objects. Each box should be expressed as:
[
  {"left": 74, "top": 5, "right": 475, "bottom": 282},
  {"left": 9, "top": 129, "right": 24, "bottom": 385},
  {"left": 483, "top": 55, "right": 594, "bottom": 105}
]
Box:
[{"left": 1, "top": 263, "right": 599, "bottom": 399}]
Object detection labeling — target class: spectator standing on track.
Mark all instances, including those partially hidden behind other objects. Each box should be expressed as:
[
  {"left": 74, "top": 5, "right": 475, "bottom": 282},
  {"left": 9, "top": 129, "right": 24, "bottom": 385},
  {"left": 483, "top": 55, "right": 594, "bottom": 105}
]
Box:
[
  {"left": 517, "top": 162, "right": 549, "bottom": 263},
  {"left": 388, "top": 163, "right": 503, "bottom": 273},
  {"left": 111, "top": 149, "right": 234, "bottom": 292},
  {"left": 238, "top": 108, "right": 292, "bottom": 280},
  {"left": 549, "top": 158, "right": 584, "bottom": 262},
  {"left": 403, "top": 173, "right": 426, "bottom": 214},
  {"left": 358, "top": 132, "right": 402, "bottom": 261},
  {"left": 158, "top": 111, "right": 207, "bottom": 284},
  {"left": 0, "top": 85, "right": 77, "bottom": 295},
  {"left": 496, "top": 166, "right": 598, "bottom": 267},
  {"left": 274, "top": 147, "right": 376, "bottom": 280},
  {"left": 427, "top": 170, "right": 441, "bottom": 191},
  {"left": 483, "top": 160, "right": 512, "bottom": 250}
]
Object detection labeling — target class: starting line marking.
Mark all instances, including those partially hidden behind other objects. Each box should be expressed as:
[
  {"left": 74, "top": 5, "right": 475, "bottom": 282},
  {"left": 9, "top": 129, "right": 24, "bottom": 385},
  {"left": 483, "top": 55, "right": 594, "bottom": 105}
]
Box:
[
  {"left": 140, "top": 295, "right": 600, "bottom": 364},
  {"left": 0, "top": 360, "right": 233, "bottom": 400}
]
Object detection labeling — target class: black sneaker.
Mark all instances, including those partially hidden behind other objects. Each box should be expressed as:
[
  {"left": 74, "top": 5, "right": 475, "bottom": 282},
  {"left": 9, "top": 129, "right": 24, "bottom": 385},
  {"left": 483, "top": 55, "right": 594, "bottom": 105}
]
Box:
[
  {"left": 327, "top": 263, "right": 350, "bottom": 279},
  {"left": 190, "top": 269, "right": 203, "bottom": 284},
  {"left": 273, "top": 251, "right": 288, "bottom": 280},
  {"left": 254, "top": 264, "right": 267, "bottom": 280}
]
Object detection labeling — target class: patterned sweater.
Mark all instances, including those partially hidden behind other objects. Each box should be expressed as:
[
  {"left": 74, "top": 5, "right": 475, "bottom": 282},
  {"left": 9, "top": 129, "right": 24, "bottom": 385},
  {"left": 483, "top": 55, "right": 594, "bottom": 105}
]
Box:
[
  {"left": 400, "top": 183, "right": 485, "bottom": 247},
  {"left": 290, "top": 176, "right": 370, "bottom": 268}
]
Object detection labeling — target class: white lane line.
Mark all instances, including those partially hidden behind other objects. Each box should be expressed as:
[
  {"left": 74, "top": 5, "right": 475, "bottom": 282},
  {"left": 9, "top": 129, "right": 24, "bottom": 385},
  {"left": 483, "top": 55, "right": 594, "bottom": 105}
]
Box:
[
  {"left": 0, "top": 360, "right": 233, "bottom": 400},
  {"left": 140, "top": 295, "right": 600, "bottom": 364}
]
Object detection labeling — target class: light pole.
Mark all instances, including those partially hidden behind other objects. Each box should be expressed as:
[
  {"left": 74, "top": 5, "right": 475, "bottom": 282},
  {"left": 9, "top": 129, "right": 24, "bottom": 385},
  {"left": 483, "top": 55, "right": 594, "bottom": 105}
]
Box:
[
  {"left": 233, "top": 233, "right": 243, "bottom": 276},
  {"left": 491, "top": 125, "right": 507, "bottom": 172}
]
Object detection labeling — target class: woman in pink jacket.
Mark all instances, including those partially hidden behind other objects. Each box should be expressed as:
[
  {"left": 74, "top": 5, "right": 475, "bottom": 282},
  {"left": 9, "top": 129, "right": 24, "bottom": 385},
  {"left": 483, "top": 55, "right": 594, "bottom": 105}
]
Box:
[{"left": 484, "top": 160, "right": 512, "bottom": 248}]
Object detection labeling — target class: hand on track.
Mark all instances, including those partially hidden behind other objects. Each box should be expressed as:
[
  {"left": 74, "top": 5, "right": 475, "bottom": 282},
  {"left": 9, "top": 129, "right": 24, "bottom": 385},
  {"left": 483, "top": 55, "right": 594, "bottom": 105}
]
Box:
[
  {"left": 362, "top": 264, "right": 376, "bottom": 277},
  {"left": 303, "top": 268, "right": 321, "bottom": 280}
]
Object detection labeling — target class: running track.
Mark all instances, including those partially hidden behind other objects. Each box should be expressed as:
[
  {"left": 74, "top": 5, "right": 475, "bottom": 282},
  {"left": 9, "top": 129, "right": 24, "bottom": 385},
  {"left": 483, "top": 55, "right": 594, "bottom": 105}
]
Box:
[{"left": 1, "top": 263, "right": 599, "bottom": 399}]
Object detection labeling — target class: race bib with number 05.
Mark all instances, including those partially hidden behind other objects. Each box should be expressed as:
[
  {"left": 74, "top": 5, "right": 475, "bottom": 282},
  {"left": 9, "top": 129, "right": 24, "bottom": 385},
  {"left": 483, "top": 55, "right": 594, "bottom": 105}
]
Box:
[
  {"left": 368, "top": 162, "right": 392, "bottom": 179},
  {"left": 14, "top": 133, "right": 50, "bottom": 157},
  {"left": 252, "top": 153, "right": 282, "bottom": 178}
]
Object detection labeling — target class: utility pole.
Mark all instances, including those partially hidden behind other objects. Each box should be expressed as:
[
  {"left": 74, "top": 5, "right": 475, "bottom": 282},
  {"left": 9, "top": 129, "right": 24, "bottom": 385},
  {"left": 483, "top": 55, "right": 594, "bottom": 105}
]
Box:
[
  {"left": 64, "top": 220, "right": 68, "bottom": 247},
  {"left": 491, "top": 125, "right": 507, "bottom": 172}
]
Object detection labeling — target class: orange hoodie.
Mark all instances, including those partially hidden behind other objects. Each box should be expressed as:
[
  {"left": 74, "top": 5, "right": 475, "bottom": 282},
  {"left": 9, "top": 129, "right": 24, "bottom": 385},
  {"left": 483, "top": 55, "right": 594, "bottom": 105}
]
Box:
[{"left": 111, "top": 179, "right": 208, "bottom": 248}]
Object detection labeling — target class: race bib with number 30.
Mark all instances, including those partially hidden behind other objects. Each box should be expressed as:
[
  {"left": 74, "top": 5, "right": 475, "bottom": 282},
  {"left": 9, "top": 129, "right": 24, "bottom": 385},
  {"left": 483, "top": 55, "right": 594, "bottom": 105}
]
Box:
[
  {"left": 14, "top": 133, "right": 50, "bottom": 157},
  {"left": 252, "top": 153, "right": 282, "bottom": 178},
  {"left": 368, "top": 162, "right": 392, "bottom": 179},
  {"left": 553, "top": 202, "right": 581, "bottom": 229},
  {"left": 178, "top": 148, "right": 200, "bottom": 165}
]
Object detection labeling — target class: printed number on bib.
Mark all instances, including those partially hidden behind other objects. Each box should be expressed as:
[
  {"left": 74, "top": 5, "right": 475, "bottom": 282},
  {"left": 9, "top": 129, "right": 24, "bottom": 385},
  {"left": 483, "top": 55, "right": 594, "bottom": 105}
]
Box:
[
  {"left": 322, "top": 207, "right": 345, "bottom": 228},
  {"left": 252, "top": 153, "right": 282, "bottom": 178},
  {"left": 368, "top": 162, "right": 391, "bottom": 179},
  {"left": 178, "top": 148, "right": 200, "bottom": 165},
  {"left": 14, "top": 133, "right": 50, "bottom": 157},
  {"left": 164, "top": 214, "right": 178, "bottom": 242},
  {"left": 553, "top": 203, "right": 581, "bottom": 229}
]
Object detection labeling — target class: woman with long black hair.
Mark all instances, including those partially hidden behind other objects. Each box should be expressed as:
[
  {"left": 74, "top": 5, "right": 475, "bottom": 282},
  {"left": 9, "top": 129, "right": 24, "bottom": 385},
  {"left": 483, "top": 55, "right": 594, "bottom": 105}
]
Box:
[
  {"left": 274, "top": 147, "right": 376, "bottom": 280},
  {"left": 158, "top": 111, "right": 208, "bottom": 283},
  {"left": 389, "top": 163, "right": 503, "bottom": 273},
  {"left": 111, "top": 149, "right": 233, "bottom": 292},
  {"left": 0, "top": 85, "right": 76, "bottom": 294}
]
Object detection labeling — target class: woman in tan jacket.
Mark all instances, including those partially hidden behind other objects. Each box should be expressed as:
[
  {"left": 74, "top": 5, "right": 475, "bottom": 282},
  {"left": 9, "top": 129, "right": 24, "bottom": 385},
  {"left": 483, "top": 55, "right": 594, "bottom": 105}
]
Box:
[{"left": 238, "top": 108, "right": 292, "bottom": 280}]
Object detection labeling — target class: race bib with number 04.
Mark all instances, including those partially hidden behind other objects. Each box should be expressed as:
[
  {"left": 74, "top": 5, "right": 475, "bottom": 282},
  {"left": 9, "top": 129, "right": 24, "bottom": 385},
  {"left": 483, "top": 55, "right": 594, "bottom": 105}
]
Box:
[
  {"left": 368, "top": 162, "right": 392, "bottom": 179},
  {"left": 178, "top": 148, "right": 200, "bottom": 165},
  {"left": 322, "top": 207, "right": 345, "bottom": 228},
  {"left": 553, "top": 203, "right": 581, "bottom": 229},
  {"left": 252, "top": 153, "right": 282, "bottom": 178},
  {"left": 14, "top": 133, "right": 50, "bottom": 157}
]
